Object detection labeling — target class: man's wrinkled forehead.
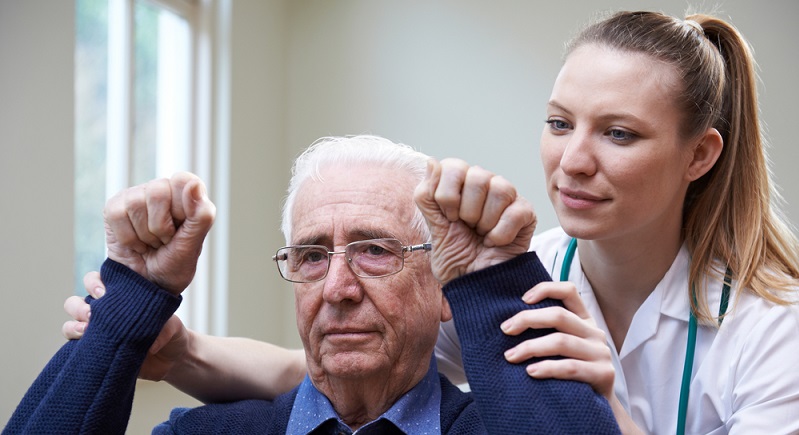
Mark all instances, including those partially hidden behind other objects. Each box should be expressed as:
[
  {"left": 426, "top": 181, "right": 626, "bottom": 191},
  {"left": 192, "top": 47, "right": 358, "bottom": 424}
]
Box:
[
  {"left": 291, "top": 227, "right": 403, "bottom": 248},
  {"left": 289, "top": 173, "right": 419, "bottom": 246}
]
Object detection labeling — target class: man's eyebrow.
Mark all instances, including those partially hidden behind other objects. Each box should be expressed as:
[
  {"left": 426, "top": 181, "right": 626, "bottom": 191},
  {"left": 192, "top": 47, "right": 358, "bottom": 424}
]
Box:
[
  {"left": 291, "top": 229, "right": 400, "bottom": 247},
  {"left": 350, "top": 229, "right": 399, "bottom": 241},
  {"left": 291, "top": 235, "right": 328, "bottom": 247}
]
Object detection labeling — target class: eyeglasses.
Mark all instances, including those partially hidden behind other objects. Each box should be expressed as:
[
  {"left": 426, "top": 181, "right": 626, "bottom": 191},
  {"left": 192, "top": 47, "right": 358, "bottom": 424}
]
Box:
[{"left": 272, "top": 238, "right": 432, "bottom": 283}]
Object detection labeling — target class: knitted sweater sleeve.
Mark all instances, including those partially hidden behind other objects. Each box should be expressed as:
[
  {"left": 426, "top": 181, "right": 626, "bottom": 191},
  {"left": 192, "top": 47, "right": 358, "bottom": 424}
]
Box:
[
  {"left": 3, "top": 259, "right": 181, "bottom": 435},
  {"left": 443, "top": 252, "right": 621, "bottom": 435}
]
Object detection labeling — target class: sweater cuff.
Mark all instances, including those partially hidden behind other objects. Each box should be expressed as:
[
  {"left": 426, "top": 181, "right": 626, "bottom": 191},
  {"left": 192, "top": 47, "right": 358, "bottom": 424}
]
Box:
[
  {"left": 442, "top": 252, "right": 559, "bottom": 329},
  {"left": 90, "top": 258, "right": 182, "bottom": 348}
]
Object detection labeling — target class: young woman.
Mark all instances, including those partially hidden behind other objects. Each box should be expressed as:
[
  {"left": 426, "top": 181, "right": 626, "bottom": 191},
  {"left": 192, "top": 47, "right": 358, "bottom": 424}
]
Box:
[
  {"left": 65, "top": 10, "right": 799, "bottom": 433},
  {"left": 436, "top": 11, "right": 799, "bottom": 433}
]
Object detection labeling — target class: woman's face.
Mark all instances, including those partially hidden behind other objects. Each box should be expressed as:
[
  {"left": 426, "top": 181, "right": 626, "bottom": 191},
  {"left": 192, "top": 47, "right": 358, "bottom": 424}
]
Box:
[{"left": 541, "top": 44, "right": 695, "bottom": 243}]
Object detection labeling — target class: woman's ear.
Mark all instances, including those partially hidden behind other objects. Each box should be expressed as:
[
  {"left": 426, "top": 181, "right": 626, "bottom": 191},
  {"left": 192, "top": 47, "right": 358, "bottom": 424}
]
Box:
[{"left": 686, "top": 128, "right": 723, "bottom": 181}]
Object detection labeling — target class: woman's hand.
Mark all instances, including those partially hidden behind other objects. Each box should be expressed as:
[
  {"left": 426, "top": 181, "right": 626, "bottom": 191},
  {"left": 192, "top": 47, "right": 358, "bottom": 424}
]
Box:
[
  {"left": 501, "top": 280, "right": 615, "bottom": 397},
  {"left": 62, "top": 270, "right": 190, "bottom": 382},
  {"left": 502, "top": 280, "right": 642, "bottom": 433}
]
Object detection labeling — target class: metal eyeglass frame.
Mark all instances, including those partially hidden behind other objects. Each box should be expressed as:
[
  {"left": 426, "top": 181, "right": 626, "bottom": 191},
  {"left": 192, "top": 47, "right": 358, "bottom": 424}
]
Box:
[{"left": 272, "top": 238, "right": 432, "bottom": 283}]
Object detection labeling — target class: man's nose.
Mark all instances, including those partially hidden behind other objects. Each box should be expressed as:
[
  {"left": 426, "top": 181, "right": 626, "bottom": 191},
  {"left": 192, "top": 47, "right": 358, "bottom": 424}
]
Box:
[{"left": 322, "top": 254, "right": 364, "bottom": 303}]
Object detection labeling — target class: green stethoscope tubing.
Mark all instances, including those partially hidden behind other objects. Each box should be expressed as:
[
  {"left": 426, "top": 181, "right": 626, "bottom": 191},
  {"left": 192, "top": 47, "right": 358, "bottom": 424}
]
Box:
[{"left": 560, "top": 238, "right": 731, "bottom": 435}]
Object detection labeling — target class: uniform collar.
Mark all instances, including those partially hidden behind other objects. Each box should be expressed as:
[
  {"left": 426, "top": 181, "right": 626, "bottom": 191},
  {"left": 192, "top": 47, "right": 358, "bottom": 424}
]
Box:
[
  {"left": 575, "top": 244, "right": 693, "bottom": 358},
  {"left": 660, "top": 245, "right": 730, "bottom": 323},
  {"left": 658, "top": 245, "right": 693, "bottom": 322}
]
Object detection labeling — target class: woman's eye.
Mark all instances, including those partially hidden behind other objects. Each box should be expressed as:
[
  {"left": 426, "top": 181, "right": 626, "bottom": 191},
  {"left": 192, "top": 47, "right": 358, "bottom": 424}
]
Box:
[
  {"left": 608, "top": 128, "right": 637, "bottom": 143},
  {"left": 545, "top": 119, "right": 571, "bottom": 132}
]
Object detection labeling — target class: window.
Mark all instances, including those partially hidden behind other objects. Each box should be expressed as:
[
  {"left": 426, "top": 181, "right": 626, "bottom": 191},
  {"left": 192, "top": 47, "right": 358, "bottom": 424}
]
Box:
[{"left": 75, "top": 0, "right": 223, "bottom": 333}]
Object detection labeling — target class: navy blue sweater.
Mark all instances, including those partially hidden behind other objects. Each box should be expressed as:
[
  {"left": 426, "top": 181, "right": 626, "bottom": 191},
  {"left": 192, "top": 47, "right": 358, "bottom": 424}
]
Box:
[
  {"left": 443, "top": 252, "right": 620, "bottom": 434},
  {"left": 5, "top": 254, "right": 619, "bottom": 434}
]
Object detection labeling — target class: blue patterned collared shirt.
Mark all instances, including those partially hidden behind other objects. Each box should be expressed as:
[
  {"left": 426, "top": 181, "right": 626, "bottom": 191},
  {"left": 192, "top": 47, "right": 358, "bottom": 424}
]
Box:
[{"left": 286, "top": 358, "right": 442, "bottom": 435}]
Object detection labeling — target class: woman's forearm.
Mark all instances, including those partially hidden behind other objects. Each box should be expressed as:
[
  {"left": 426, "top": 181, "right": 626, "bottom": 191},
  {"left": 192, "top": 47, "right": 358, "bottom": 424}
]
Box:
[{"left": 164, "top": 332, "right": 307, "bottom": 403}]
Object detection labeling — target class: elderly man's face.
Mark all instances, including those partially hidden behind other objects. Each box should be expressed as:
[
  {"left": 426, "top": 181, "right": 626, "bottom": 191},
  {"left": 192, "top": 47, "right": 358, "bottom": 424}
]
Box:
[{"left": 291, "top": 164, "right": 449, "bottom": 387}]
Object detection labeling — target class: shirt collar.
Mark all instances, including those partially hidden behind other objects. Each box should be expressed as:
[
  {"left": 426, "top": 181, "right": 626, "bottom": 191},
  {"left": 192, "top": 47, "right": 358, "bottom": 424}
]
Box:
[
  {"left": 573, "top": 243, "right": 691, "bottom": 357},
  {"left": 660, "top": 245, "right": 733, "bottom": 323},
  {"left": 287, "top": 357, "right": 442, "bottom": 434}
]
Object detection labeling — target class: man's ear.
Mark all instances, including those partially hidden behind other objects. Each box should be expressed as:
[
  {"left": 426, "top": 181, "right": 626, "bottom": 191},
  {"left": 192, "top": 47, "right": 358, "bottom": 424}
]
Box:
[
  {"left": 686, "top": 127, "right": 723, "bottom": 181},
  {"left": 441, "top": 293, "right": 453, "bottom": 322}
]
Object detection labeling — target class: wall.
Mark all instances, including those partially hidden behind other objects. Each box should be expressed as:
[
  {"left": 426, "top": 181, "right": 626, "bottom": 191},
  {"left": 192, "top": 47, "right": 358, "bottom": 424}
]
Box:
[
  {"left": 0, "top": 0, "right": 75, "bottom": 425},
  {"left": 225, "top": 0, "right": 295, "bottom": 348}
]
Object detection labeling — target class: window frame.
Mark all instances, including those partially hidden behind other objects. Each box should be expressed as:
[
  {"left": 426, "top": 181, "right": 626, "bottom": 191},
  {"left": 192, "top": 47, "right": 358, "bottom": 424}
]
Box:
[{"left": 81, "top": 0, "right": 228, "bottom": 335}]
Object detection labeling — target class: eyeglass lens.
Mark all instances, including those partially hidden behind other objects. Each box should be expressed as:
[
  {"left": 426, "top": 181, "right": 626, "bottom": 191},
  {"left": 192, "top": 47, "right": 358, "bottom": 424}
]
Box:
[{"left": 275, "top": 238, "right": 406, "bottom": 283}]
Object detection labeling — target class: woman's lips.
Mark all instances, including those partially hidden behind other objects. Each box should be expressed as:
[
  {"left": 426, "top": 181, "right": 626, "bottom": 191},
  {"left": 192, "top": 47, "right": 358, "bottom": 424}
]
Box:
[{"left": 558, "top": 187, "right": 606, "bottom": 210}]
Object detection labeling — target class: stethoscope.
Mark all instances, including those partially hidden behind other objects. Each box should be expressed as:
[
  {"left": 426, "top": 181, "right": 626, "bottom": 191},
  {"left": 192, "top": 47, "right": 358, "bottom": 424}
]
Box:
[{"left": 560, "top": 238, "right": 731, "bottom": 435}]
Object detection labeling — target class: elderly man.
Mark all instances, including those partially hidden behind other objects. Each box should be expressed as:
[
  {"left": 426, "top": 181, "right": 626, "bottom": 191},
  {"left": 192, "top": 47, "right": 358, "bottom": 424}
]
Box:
[{"left": 6, "top": 136, "right": 618, "bottom": 434}]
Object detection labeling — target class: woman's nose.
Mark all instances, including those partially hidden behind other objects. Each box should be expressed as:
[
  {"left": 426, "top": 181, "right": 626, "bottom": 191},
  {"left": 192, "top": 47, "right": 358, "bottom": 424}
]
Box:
[{"left": 560, "top": 129, "right": 597, "bottom": 177}]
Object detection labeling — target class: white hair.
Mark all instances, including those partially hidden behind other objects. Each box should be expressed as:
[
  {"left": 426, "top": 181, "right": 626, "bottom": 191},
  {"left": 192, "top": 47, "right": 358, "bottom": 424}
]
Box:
[{"left": 281, "top": 135, "right": 431, "bottom": 244}]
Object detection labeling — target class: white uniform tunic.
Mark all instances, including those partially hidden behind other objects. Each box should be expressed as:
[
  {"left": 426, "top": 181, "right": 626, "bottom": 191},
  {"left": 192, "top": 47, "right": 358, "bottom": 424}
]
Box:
[{"left": 435, "top": 227, "right": 799, "bottom": 434}]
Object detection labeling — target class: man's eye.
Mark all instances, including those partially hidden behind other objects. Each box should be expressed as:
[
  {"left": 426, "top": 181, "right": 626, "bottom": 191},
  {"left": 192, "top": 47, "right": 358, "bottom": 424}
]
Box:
[
  {"left": 305, "top": 251, "right": 327, "bottom": 262},
  {"left": 366, "top": 245, "right": 387, "bottom": 256}
]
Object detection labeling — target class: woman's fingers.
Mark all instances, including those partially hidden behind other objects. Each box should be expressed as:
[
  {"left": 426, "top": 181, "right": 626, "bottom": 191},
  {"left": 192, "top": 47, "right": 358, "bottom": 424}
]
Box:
[
  {"left": 61, "top": 319, "right": 87, "bottom": 340},
  {"left": 63, "top": 270, "right": 107, "bottom": 340},
  {"left": 83, "top": 270, "right": 105, "bottom": 299},
  {"left": 501, "top": 280, "right": 615, "bottom": 397},
  {"left": 525, "top": 356, "right": 616, "bottom": 396},
  {"left": 501, "top": 304, "right": 595, "bottom": 338},
  {"left": 503, "top": 329, "right": 609, "bottom": 363},
  {"left": 522, "top": 280, "right": 591, "bottom": 319},
  {"left": 64, "top": 295, "right": 91, "bottom": 322}
]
